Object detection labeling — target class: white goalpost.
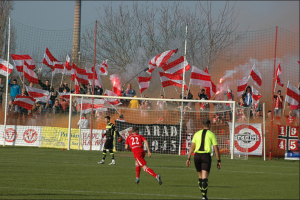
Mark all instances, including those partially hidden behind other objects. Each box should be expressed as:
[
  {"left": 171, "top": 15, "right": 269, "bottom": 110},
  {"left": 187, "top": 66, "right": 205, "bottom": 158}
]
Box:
[{"left": 67, "top": 94, "right": 244, "bottom": 159}]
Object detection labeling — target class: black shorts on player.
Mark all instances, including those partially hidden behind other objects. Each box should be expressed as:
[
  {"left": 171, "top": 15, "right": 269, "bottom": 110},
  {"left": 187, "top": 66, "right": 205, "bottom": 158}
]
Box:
[
  {"left": 194, "top": 153, "right": 212, "bottom": 173},
  {"left": 104, "top": 139, "right": 113, "bottom": 149}
]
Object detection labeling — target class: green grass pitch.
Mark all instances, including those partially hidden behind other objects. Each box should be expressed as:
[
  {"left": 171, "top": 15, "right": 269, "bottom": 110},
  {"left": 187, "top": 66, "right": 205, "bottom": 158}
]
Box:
[{"left": 0, "top": 147, "right": 299, "bottom": 199}]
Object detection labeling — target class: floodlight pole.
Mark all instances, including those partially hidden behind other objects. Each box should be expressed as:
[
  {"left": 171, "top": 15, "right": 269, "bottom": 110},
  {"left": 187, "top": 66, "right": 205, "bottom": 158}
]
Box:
[
  {"left": 3, "top": 17, "right": 10, "bottom": 147},
  {"left": 179, "top": 23, "right": 188, "bottom": 155}
]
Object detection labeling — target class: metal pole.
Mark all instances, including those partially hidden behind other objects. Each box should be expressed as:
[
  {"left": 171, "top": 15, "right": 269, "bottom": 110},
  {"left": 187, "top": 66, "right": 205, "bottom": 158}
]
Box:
[
  {"left": 90, "top": 20, "right": 97, "bottom": 151},
  {"left": 3, "top": 17, "right": 11, "bottom": 147},
  {"left": 178, "top": 23, "right": 188, "bottom": 155},
  {"left": 67, "top": 94, "right": 73, "bottom": 150},
  {"left": 78, "top": 97, "right": 83, "bottom": 150},
  {"left": 270, "top": 26, "right": 278, "bottom": 160},
  {"left": 231, "top": 101, "right": 236, "bottom": 159},
  {"left": 263, "top": 103, "right": 266, "bottom": 161}
]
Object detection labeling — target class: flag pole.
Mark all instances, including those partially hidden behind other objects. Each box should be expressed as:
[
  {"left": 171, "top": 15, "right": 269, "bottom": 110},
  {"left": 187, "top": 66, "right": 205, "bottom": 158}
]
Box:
[
  {"left": 282, "top": 81, "right": 288, "bottom": 115},
  {"left": 90, "top": 20, "right": 97, "bottom": 151},
  {"left": 179, "top": 23, "right": 188, "bottom": 155},
  {"left": 3, "top": 17, "right": 11, "bottom": 147},
  {"left": 78, "top": 96, "right": 83, "bottom": 150}
]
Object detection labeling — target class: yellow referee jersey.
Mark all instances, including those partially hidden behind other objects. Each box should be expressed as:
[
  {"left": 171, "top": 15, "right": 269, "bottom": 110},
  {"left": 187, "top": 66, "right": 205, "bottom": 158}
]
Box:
[{"left": 192, "top": 129, "right": 218, "bottom": 153}]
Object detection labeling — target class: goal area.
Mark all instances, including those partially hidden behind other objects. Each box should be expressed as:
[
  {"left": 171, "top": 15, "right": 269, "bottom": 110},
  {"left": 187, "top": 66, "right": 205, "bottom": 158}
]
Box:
[{"left": 66, "top": 94, "right": 252, "bottom": 159}]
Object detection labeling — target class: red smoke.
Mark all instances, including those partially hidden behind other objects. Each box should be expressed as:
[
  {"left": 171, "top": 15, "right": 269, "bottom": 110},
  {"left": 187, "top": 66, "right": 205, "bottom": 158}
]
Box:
[{"left": 110, "top": 74, "right": 122, "bottom": 96}]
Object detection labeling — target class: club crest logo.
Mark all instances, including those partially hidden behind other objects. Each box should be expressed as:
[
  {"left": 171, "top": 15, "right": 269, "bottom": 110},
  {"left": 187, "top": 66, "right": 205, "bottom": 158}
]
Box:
[
  {"left": 23, "top": 129, "right": 38, "bottom": 143},
  {"left": 4, "top": 128, "right": 17, "bottom": 142}
]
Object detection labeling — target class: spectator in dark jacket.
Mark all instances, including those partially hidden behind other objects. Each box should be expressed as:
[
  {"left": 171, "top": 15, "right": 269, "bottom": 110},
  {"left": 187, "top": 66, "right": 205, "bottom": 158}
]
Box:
[
  {"left": 38, "top": 75, "right": 53, "bottom": 92},
  {"left": 52, "top": 99, "right": 63, "bottom": 114},
  {"left": 58, "top": 82, "right": 70, "bottom": 93}
]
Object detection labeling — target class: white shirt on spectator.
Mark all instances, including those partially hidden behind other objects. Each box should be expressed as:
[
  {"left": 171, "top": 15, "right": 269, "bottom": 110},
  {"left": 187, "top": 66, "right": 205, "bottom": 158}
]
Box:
[
  {"left": 77, "top": 117, "right": 90, "bottom": 129},
  {"left": 157, "top": 101, "right": 166, "bottom": 110}
]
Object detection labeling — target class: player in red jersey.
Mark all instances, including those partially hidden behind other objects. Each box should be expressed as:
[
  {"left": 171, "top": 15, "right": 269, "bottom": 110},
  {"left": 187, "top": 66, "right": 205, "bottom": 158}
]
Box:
[{"left": 125, "top": 127, "right": 162, "bottom": 185}]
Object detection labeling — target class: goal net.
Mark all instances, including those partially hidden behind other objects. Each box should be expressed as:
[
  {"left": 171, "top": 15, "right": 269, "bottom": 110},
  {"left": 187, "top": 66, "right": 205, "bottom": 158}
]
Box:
[{"left": 67, "top": 94, "right": 250, "bottom": 159}]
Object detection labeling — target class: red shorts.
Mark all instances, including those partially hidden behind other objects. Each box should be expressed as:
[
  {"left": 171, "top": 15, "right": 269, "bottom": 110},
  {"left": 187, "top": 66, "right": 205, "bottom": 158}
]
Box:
[{"left": 134, "top": 151, "right": 146, "bottom": 167}]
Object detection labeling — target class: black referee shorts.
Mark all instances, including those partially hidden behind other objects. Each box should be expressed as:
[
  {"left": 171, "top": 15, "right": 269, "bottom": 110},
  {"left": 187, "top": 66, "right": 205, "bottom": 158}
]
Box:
[
  {"left": 104, "top": 139, "right": 113, "bottom": 149},
  {"left": 194, "top": 153, "right": 212, "bottom": 173}
]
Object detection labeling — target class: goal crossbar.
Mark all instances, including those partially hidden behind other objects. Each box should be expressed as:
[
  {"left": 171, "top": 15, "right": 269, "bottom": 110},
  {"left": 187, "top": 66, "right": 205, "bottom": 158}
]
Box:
[{"left": 67, "top": 94, "right": 236, "bottom": 159}]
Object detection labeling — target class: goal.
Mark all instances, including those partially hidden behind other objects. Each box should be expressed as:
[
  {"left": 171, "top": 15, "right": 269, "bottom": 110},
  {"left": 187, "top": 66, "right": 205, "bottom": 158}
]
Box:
[{"left": 67, "top": 94, "right": 248, "bottom": 159}]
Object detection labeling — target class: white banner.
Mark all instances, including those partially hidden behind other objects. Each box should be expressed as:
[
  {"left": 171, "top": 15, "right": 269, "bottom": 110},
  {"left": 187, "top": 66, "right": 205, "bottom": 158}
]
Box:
[
  {"left": 0, "top": 125, "right": 42, "bottom": 147},
  {"left": 229, "top": 123, "right": 262, "bottom": 155},
  {"left": 80, "top": 129, "right": 106, "bottom": 151}
]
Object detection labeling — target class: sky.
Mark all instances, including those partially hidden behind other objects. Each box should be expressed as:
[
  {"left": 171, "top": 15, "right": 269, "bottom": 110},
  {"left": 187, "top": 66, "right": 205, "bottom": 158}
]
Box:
[{"left": 11, "top": 1, "right": 299, "bottom": 33}]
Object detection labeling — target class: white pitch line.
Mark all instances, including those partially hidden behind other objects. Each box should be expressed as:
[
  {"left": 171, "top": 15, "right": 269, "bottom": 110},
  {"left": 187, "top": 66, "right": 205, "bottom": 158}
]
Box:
[{"left": 0, "top": 187, "right": 232, "bottom": 199}]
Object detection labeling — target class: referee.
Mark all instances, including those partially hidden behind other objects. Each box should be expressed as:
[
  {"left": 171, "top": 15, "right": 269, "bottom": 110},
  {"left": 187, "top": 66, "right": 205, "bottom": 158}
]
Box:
[
  {"left": 98, "top": 116, "right": 122, "bottom": 165},
  {"left": 186, "top": 119, "right": 221, "bottom": 200}
]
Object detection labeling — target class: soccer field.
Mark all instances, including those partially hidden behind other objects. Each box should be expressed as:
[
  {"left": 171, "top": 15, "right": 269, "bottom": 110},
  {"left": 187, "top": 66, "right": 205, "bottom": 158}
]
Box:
[{"left": 0, "top": 147, "right": 299, "bottom": 199}]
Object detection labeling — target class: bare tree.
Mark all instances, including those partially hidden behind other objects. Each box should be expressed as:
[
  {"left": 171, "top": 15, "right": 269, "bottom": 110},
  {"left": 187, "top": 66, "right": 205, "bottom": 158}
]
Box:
[{"left": 0, "top": 0, "right": 14, "bottom": 59}]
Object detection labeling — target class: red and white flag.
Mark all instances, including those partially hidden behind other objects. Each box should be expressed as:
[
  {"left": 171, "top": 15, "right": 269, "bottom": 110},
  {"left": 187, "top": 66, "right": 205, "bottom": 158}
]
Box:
[
  {"left": 23, "top": 61, "right": 39, "bottom": 84},
  {"left": 227, "top": 86, "right": 233, "bottom": 101},
  {"left": 75, "top": 67, "right": 89, "bottom": 85},
  {"left": 74, "top": 77, "right": 80, "bottom": 94},
  {"left": 86, "top": 67, "right": 103, "bottom": 89},
  {"left": 77, "top": 98, "right": 107, "bottom": 114},
  {"left": 252, "top": 86, "right": 262, "bottom": 104},
  {"left": 159, "top": 71, "right": 187, "bottom": 90},
  {"left": 0, "top": 59, "right": 13, "bottom": 76},
  {"left": 11, "top": 54, "right": 36, "bottom": 72},
  {"left": 275, "top": 63, "right": 284, "bottom": 87},
  {"left": 58, "top": 92, "right": 71, "bottom": 100},
  {"left": 147, "top": 49, "right": 178, "bottom": 74},
  {"left": 97, "top": 60, "right": 108, "bottom": 75},
  {"left": 237, "top": 77, "right": 248, "bottom": 97},
  {"left": 138, "top": 76, "right": 152, "bottom": 94},
  {"left": 13, "top": 95, "right": 36, "bottom": 110},
  {"left": 104, "top": 89, "right": 122, "bottom": 105},
  {"left": 285, "top": 81, "right": 300, "bottom": 106},
  {"left": 162, "top": 56, "right": 190, "bottom": 75},
  {"left": 25, "top": 86, "right": 50, "bottom": 103},
  {"left": 189, "top": 66, "right": 211, "bottom": 87},
  {"left": 203, "top": 67, "right": 217, "bottom": 99},
  {"left": 249, "top": 63, "right": 262, "bottom": 87},
  {"left": 64, "top": 54, "right": 72, "bottom": 75},
  {"left": 42, "top": 48, "right": 64, "bottom": 75}
]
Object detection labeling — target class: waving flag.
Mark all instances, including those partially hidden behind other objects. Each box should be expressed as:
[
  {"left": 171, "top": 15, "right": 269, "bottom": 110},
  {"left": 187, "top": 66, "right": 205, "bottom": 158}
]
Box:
[
  {"left": 252, "top": 86, "right": 262, "bottom": 104},
  {"left": 97, "top": 60, "right": 108, "bottom": 75},
  {"left": 26, "top": 86, "right": 50, "bottom": 103},
  {"left": 104, "top": 89, "right": 122, "bottom": 105},
  {"left": 13, "top": 95, "right": 36, "bottom": 110},
  {"left": 63, "top": 54, "right": 72, "bottom": 75},
  {"left": 189, "top": 66, "right": 211, "bottom": 87},
  {"left": 237, "top": 77, "right": 248, "bottom": 97},
  {"left": 0, "top": 59, "right": 13, "bottom": 76},
  {"left": 285, "top": 81, "right": 300, "bottom": 106},
  {"left": 86, "top": 67, "right": 103, "bottom": 89},
  {"left": 138, "top": 76, "right": 152, "bottom": 94},
  {"left": 275, "top": 63, "right": 284, "bottom": 87},
  {"left": 58, "top": 92, "right": 71, "bottom": 100},
  {"left": 162, "top": 56, "right": 190, "bottom": 75},
  {"left": 75, "top": 67, "right": 89, "bottom": 85},
  {"left": 159, "top": 71, "right": 187, "bottom": 90},
  {"left": 203, "top": 67, "right": 217, "bottom": 99},
  {"left": 77, "top": 98, "right": 107, "bottom": 114},
  {"left": 249, "top": 63, "right": 262, "bottom": 87},
  {"left": 42, "top": 48, "right": 64, "bottom": 75},
  {"left": 147, "top": 49, "right": 178, "bottom": 74},
  {"left": 23, "top": 61, "right": 39, "bottom": 84},
  {"left": 11, "top": 54, "right": 36, "bottom": 72},
  {"left": 74, "top": 76, "right": 80, "bottom": 94}
]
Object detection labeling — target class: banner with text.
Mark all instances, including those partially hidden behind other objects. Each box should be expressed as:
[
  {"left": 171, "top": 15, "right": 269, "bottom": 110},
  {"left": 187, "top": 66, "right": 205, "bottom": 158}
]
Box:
[{"left": 115, "top": 121, "right": 181, "bottom": 154}]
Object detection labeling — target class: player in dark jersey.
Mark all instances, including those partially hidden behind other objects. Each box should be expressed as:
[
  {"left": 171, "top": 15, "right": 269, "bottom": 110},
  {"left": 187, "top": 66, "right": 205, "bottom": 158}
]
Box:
[
  {"left": 186, "top": 119, "right": 221, "bottom": 200},
  {"left": 125, "top": 127, "right": 162, "bottom": 185},
  {"left": 98, "top": 116, "right": 122, "bottom": 165}
]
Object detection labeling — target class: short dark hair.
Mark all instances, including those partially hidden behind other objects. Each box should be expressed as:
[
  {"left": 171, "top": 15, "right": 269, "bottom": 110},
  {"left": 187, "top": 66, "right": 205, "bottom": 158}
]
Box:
[
  {"left": 268, "top": 110, "right": 271, "bottom": 113},
  {"left": 105, "top": 116, "right": 110, "bottom": 120},
  {"left": 13, "top": 79, "right": 17, "bottom": 82},
  {"left": 132, "top": 127, "right": 139, "bottom": 133},
  {"left": 278, "top": 90, "right": 281, "bottom": 93},
  {"left": 203, "top": 119, "right": 211, "bottom": 127},
  {"left": 45, "top": 80, "right": 49, "bottom": 82},
  {"left": 201, "top": 89, "right": 205, "bottom": 92},
  {"left": 119, "top": 114, "right": 124, "bottom": 119}
]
